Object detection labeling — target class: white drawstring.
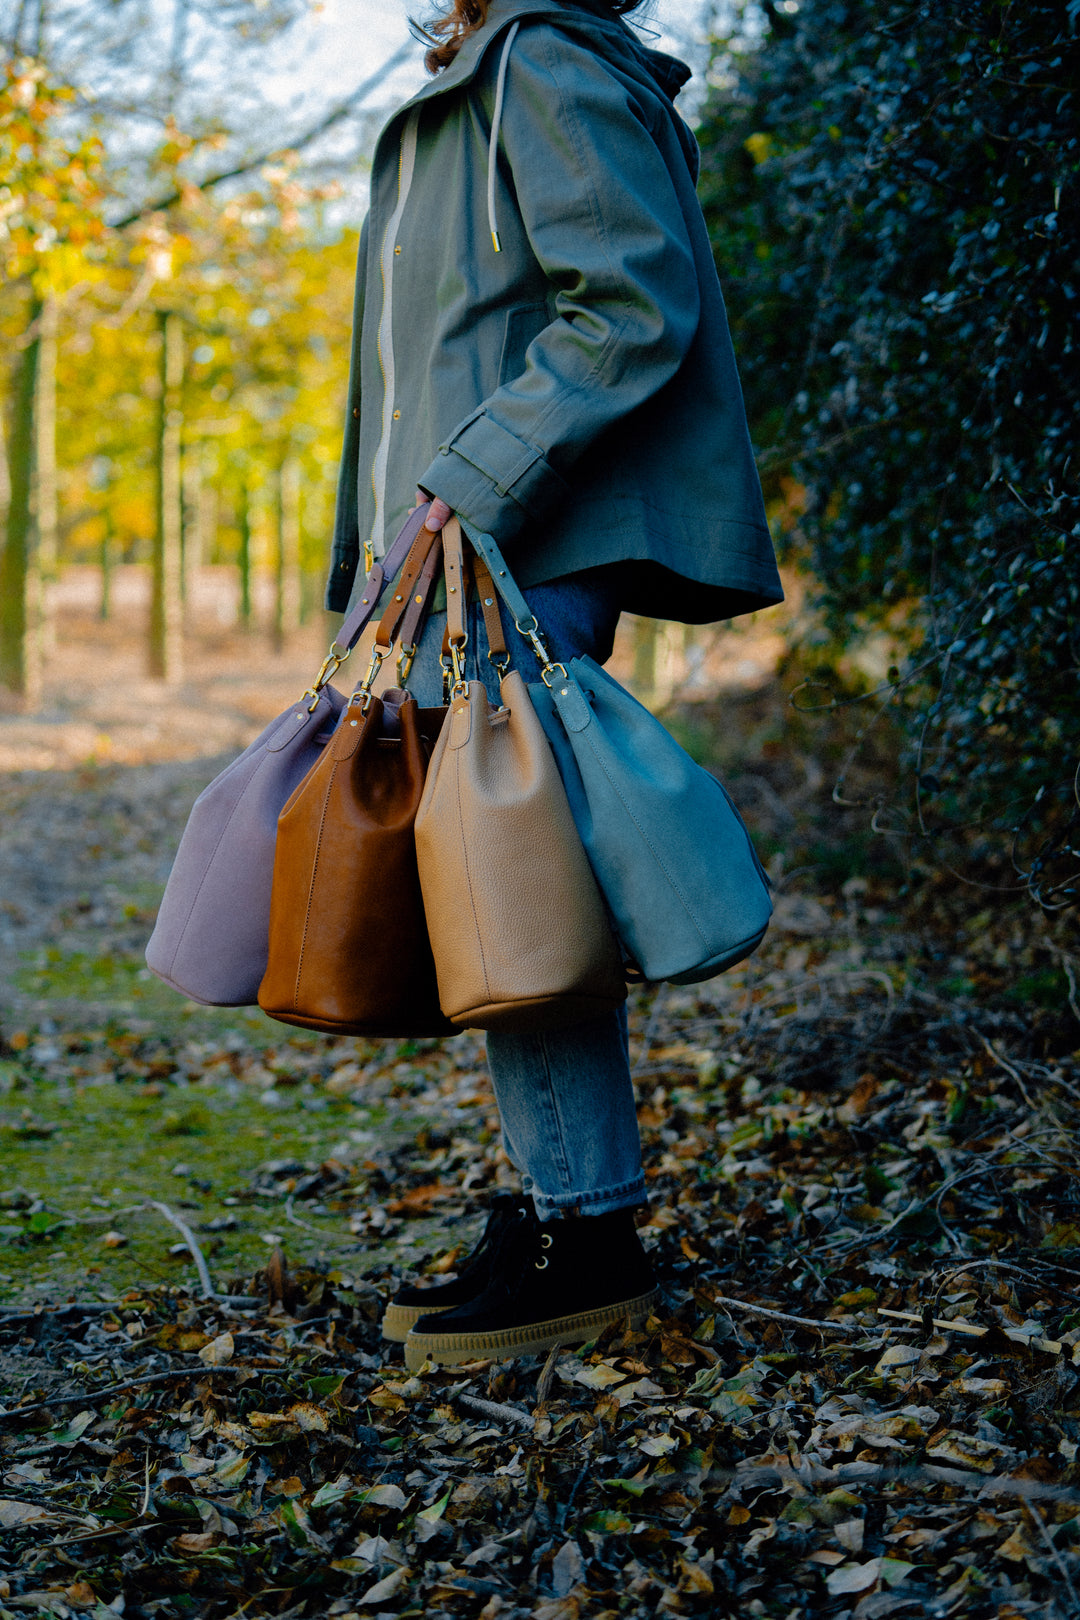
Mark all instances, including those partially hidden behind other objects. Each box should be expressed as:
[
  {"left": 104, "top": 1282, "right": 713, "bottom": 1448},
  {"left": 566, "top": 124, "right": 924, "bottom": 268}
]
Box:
[{"left": 487, "top": 21, "right": 520, "bottom": 252}]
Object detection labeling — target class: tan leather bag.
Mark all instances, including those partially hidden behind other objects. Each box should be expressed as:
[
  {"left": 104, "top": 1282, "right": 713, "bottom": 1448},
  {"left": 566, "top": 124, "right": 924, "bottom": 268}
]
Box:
[
  {"left": 414, "top": 519, "right": 626, "bottom": 1032},
  {"left": 258, "top": 526, "right": 455, "bottom": 1037}
]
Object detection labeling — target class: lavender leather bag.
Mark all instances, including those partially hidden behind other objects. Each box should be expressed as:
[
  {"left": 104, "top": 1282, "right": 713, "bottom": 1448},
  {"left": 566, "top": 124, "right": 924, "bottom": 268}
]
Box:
[{"left": 145, "top": 506, "right": 434, "bottom": 1006}]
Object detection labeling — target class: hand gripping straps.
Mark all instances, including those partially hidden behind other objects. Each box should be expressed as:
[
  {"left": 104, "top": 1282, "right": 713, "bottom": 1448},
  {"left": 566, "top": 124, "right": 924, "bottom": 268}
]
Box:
[{"left": 302, "top": 503, "right": 439, "bottom": 709}]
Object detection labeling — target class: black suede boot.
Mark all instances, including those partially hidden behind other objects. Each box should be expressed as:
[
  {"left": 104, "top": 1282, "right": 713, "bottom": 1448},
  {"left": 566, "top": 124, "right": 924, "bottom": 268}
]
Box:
[
  {"left": 404, "top": 1204, "right": 657, "bottom": 1369},
  {"left": 381, "top": 1192, "right": 534, "bottom": 1341}
]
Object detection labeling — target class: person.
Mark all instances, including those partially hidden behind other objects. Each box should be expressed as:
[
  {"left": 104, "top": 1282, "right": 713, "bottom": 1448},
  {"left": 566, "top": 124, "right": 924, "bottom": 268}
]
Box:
[{"left": 326, "top": 0, "right": 783, "bottom": 1368}]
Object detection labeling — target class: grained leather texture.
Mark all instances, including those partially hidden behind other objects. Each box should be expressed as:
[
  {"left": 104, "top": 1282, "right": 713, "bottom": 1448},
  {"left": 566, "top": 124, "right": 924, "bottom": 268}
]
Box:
[
  {"left": 414, "top": 670, "right": 625, "bottom": 1032},
  {"left": 529, "top": 655, "right": 773, "bottom": 983},
  {"left": 258, "top": 694, "right": 455, "bottom": 1037}
]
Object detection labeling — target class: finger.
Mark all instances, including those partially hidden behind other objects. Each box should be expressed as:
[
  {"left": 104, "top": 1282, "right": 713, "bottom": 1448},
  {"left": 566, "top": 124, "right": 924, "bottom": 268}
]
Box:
[{"left": 425, "top": 498, "right": 452, "bottom": 532}]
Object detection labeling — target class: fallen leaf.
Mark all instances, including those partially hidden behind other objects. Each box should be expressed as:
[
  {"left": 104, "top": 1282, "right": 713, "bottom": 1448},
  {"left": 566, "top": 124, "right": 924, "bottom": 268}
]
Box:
[
  {"left": 638, "top": 1433, "right": 678, "bottom": 1456},
  {"left": 926, "top": 1433, "right": 1002, "bottom": 1473},
  {"left": 997, "top": 1525, "right": 1039, "bottom": 1563},
  {"left": 0, "top": 1499, "right": 57, "bottom": 1526},
  {"left": 311, "top": 1476, "right": 354, "bottom": 1509},
  {"left": 286, "top": 1401, "right": 328, "bottom": 1432},
  {"left": 362, "top": 1483, "right": 408, "bottom": 1510},
  {"left": 834, "top": 1519, "right": 864, "bottom": 1553},
  {"left": 826, "top": 1559, "right": 882, "bottom": 1595},
  {"left": 212, "top": 1453, "right": 251, "bottom": 1487},
  {"left": 358, "top": 1566, "right": 411, "bottom": 1605},
  {"left": 198, "top": 1330, "right": 234, "bottom": 1365},
  {"left": 875, "top": 1345, "right": 921, "bottom": 1371},
  {"left": 551, "top": 1537, "right": 586, "bottom": 1597},
  {"left": 571, "top": 1362, "right": 627, "bottom": 1390},
  {"left": 174, "top": 1531, "right": 221, "bottom": 1554}
]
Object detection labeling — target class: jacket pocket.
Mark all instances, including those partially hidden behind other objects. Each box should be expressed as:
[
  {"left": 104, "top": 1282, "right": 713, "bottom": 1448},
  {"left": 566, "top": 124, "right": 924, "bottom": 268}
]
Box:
[{"left": 498, "top": 302, "right": 549, "bottom": 385}]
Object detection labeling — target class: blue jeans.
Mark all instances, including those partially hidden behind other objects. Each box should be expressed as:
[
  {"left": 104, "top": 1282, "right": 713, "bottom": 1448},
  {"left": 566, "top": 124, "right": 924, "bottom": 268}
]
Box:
[{"left": 403, "top": 566, "right": 647, "bottom": 1218}]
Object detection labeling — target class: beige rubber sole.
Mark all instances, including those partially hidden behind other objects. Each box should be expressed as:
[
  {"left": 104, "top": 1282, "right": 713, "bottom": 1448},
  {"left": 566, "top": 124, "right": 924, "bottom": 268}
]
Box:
[
  {"left": 381, "top": 1300, "right": 456, "bottom": 1342},
  {"left": 404, "top": 1289, "right": 658, "bottom": 1371}
]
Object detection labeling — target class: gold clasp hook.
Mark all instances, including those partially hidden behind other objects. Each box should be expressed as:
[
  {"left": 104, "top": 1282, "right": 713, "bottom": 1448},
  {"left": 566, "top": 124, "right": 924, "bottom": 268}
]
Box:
[
  {"left": 397, "top": 643, "right": 417, "bottom": 688},
  {"left": 448, "top": 637, "right": 469, "bottom": 698},
  {"left": 303, "top": 640, "right": 352, "bottom": 711},
  {"left": 351, "top": 638, "right": 394, "bottom": 709},
  {"left": 514, "top": 614, "right": 565, "bottom": 688}
]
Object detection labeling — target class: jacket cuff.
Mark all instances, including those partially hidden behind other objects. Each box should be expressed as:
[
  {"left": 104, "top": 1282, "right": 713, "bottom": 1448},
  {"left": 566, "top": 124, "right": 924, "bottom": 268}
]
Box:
[{"left": 418, "top": 410, "right": 569, "bottom": 539}]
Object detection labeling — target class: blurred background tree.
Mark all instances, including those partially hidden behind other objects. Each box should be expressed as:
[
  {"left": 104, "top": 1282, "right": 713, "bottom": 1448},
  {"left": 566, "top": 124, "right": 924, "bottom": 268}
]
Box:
[
  {"left": 697, "top": 0, "right": 1079, "bottom": 904},
  {"left": 0, "top": 0, "right": 403, "bottom": 692}
]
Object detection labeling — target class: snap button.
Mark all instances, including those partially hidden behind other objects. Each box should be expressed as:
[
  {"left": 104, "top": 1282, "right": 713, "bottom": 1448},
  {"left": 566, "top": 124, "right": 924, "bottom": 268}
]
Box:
[
  {"left": 392, "top": 409, "right": 401, "bottom": 420},
  {"left": 352, "top": 405, "right": 360, "bottom": 419},
  {"left": 394, "top": 244, "right": 402, "bottom": 255}
]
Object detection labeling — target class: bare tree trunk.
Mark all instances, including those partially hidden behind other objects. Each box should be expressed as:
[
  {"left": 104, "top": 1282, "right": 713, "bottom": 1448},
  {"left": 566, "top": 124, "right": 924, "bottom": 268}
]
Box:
[
  {"left": 148, "top": 310, "right": 184, "bottom": 681},
  {"left": 100, "top": 512, "right": 113, "bottom": 621},
  {"left": 272, "top": 452, "right": 301, "bottom": 654},
  {"left": 34, "top": 294, "right": 58, "bottom": 660},
  {"left": 238, "top": 475, "right": 253, "bottom": 629},
  {"left": 181, "top": 433, "right": 201, "bottom": 612},
  {"left": 199, "top": 444, "right": 218, "bottom": 566},
  {"left": 0, "top": 296, "right": 43, "bottom": 706},
  {"left": 0, "top": 405, "right": 10, "bottom": 538}
]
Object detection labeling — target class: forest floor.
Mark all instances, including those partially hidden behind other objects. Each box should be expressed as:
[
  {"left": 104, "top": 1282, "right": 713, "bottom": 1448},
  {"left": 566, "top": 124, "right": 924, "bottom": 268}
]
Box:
[{"left": 0, "top": 587, "right": 1078, "bottom": 1619}]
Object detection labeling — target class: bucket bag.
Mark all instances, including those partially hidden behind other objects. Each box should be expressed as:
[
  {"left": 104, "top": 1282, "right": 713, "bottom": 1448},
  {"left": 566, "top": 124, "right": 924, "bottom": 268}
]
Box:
[
  {"left": 145, "top": 504, "right": 438, "bottom": 1007},
  {"left": 257, "top": 523, "right": 456, "bottom": 1037},
  {"left": 414, "top": 519, "right": 626, "bottom": 1032},
  {"left": 459, "top": 518, "right": 773, "bottom": 985}
]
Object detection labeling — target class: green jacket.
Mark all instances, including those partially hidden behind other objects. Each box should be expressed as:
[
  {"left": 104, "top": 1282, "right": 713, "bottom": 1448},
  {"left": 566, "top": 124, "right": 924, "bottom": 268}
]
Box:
[{"left": 326, "top": 0, "right": 782, "bottom": 624}]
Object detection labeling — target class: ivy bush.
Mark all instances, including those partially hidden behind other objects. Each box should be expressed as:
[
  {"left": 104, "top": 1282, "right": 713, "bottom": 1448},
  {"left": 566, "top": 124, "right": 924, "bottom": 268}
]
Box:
[{"left": 697, "top": 0, "right": 1079, "bottom": 903}]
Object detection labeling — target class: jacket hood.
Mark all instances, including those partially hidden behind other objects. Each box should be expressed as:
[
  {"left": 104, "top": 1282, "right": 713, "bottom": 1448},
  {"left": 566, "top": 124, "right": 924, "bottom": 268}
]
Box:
[{"left": 399, "top": 0, "right": 694, "bottom": 120}]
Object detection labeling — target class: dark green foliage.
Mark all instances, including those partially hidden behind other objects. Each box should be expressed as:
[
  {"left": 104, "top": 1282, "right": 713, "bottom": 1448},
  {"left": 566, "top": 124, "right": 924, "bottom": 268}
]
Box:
[{"left": 698, "top": 0, "right": 1080, "bottom": 902}]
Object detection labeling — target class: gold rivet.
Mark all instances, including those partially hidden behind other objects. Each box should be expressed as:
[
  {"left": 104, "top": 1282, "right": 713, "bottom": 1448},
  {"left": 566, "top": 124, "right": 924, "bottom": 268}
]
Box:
[
  {"left": 449, "top": 585, "right": 456, "bottom": 593},
  {"left": 350, "top": 719, "right": 358, "bottom": 727},
  {"left": 392, "top": 409, "right": 401, "bottom": 420},
  {"left": 485, "top": 597, "right": 493, "bottom": 606},
  {"left": 414, "top": 594, "right": 423, "bottom": 604},
  {"left": 395, "top": 593, "right": 403, "bottom": 601}
]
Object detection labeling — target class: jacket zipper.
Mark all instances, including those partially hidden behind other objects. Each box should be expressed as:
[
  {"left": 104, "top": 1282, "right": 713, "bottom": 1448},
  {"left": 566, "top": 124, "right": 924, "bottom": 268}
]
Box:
[{"left": 370, "top": 107, "right": 421, "bottom": 559}]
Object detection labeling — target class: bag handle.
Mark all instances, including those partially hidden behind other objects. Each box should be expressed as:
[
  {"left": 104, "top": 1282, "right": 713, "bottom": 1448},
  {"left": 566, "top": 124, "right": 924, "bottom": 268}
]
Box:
[
  {"left": 302, "top": 504, "right": 436, "bottom": 709},
  {"left": 441, "top": 515, "right": 470, "bottom": 694},
  {"left": 472, "top": 550, "right": 509, "bottom": 676},
  {"left": 455, "top": 517, "right": 567, "bottom": 688},
  {"left": 373, "top": 521, "right": 443, "bottom": 653},
  {"left": 349, "top": 522, "right": 445, "bottom": 709},
  {"left": 395, "top": 531, "right": 444, "bottom": 687}
]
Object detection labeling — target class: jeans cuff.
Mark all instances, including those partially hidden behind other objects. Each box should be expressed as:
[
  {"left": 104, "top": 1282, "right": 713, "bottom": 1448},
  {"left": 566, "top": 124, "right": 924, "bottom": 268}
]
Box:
[{"left": 528, "top": 1173, "right": 648, "bottom": 1220}]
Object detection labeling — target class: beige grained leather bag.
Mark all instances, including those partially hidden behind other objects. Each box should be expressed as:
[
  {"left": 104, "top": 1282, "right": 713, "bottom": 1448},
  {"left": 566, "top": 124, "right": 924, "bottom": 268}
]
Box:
[{"left": 414, "top": 519, "right": 625, "bottom": 1033}]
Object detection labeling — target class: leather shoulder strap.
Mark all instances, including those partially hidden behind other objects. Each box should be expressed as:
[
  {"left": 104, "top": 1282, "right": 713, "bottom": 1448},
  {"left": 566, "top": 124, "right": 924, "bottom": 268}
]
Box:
[
  {"left": 335, "top": 504, "right": 433, "bottom": 654},
  {"left": 375, "top": 521, "right": 444, "bottom": 650},
  {"left": 471, "top": 550, "right": 507, "bottom": 665}
]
